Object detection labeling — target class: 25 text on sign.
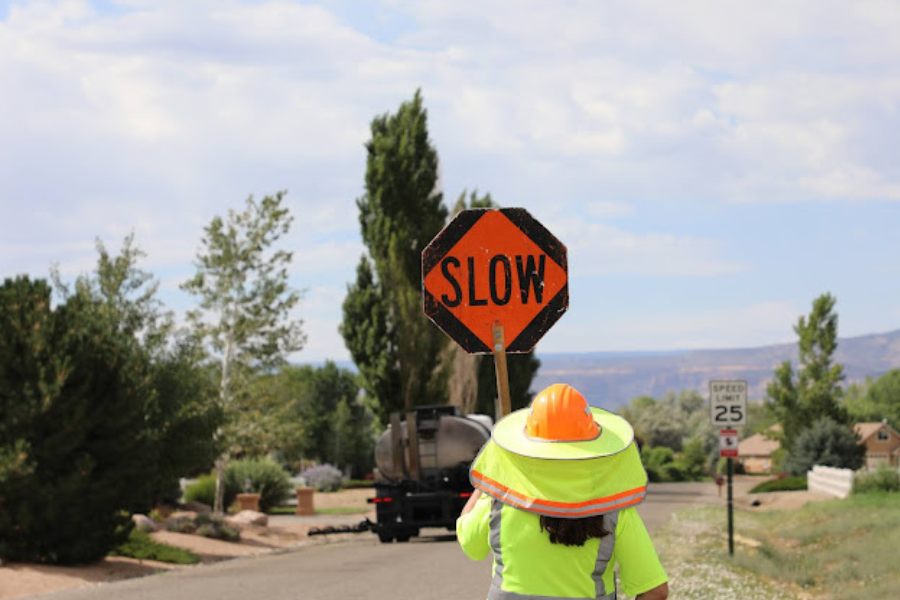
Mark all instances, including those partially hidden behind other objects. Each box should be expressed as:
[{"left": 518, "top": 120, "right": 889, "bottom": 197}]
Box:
[{"left": 709, "top": 379, "right": 748, "bottom": 428}]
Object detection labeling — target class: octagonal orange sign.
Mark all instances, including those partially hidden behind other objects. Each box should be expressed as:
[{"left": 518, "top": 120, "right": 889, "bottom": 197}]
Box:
[{"left": 422, "top": 208, "right": 568, "bottom": 354}]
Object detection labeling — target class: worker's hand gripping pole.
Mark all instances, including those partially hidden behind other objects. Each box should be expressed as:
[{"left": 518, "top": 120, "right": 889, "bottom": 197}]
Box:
[{"left": 492, "top": 323, "right": 512, "bottom": 418}]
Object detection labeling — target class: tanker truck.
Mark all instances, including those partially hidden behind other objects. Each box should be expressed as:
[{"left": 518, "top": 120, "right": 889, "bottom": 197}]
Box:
[{"left": 366, "top": 405, "right": 492, "bottom": 543}]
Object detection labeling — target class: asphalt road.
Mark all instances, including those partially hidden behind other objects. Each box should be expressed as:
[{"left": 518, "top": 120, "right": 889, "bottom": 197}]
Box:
[{"left": 28, "top": 482, "right": 719, "bottom": 600}]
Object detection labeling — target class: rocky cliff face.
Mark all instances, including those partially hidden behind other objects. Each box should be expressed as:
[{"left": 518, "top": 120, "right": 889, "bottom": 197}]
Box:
[{"left": 533, "top": 329, "right": 900, "bottom": 410}]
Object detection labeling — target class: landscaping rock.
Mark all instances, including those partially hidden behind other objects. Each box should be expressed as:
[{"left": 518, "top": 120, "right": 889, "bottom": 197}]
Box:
[
  {"left": 168, "top": 510, "right": 198, "bottom": 521},
  {"left": 182, "top": 501, "right": 212, "bottom": 514},
  {"left": 164, "top": 511, "right": 200, "bottom": 533},
  {"left": 132, "top": 514, "right": 159, "bottom": 532},
  {"left": 229, "top": 510, "right": 268, "bottom": 527}
]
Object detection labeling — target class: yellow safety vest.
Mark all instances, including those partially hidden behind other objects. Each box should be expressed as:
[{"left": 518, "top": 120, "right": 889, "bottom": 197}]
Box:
[{"left": 458, "top": 496, "right": 667, "bottom": 599}]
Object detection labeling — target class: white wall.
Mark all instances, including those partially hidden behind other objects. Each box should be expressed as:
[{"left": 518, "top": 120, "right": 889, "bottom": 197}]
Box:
[{"left": 807, "top": 465, "right": 853, "bottom": 499}]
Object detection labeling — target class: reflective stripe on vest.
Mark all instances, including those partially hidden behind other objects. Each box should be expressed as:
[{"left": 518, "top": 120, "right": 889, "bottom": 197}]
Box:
[
  {"left": 487, "top": 499, "right": 618, "bottom": 600},
  {"left": 473, "top": 469, "right": 645, "bottom": 518}
]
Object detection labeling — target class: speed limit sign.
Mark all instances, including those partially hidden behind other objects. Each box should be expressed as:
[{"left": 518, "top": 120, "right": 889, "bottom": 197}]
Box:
[{"left": 710, "top": 380, "right": 748, "bottom": 427}]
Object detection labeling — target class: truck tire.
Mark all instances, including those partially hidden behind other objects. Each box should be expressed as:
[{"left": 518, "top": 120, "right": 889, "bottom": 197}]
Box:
[
  {"left": 377, "top": 531, "right": 394, "bottom": 544},
  {"left": 394, "top": 533, "right": 410, "bottom": 543}
]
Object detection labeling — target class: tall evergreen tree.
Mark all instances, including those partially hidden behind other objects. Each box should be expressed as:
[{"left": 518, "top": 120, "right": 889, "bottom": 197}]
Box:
[
  {"left": 0, "top": 277, "right": 152, "bottom": 564},
  {"left": 766, "top": 293, "right": 850, "bottom": 453},
  {"left": 341, "top": 90, "right": 449, "bottom": 422},
  {"left": 473, "top": 352, "right": 541, "bottom": 417}
]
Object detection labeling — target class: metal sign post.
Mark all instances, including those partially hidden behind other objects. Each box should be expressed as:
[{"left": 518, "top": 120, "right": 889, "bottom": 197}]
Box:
[
  {"left": 719, "top": 428, "right": 739, "bottom": 556},
  {"left": 727, "top": 456, "right": 734, "bottom": 556},
  {"left": 711, "top": 379, "right": 747, "bottom": 558}
]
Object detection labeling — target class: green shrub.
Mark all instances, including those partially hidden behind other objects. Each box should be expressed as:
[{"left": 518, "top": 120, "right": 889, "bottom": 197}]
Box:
[
  {"left": 854, "top": 464, "right": 900, "bottom": 494},
  {"left": 660, "top": 464, "right": 685, "bottom": 482},
  {"left": 195, "top": 524, "right": 216, "bottom": 539},
  {"left": 184, "top": 473, "right": 239, "bottom": 509},
  {"left": 166, "top": 513, "right": 240, "bottom": 541},
  {"left": 675, "top": 438, "right": 708, "bottom": 480},
  {"left": 165, "top": 516, "right": 198, "bottom": 534},
  {"left": 184, "top": 459, "right": 291, "bottom": 512},
  {"left": 0, "top": 278, "right": 154, "bottom": 564},
  {"left": 641, "top": 446, "right": 675, "bottom": 470},
  {"left": 195, "top": 521, "right": 240, "bottom": 542},
  {"left": 228, "top": 457, "right": 292, "bottom": 511},
  {"left": 148, "top": 508, "right": 167, "bottom": 523},
  {"left": 110, "top": 530, "right": 200, "bottom": 564},
  {"left": 716, "top": 457, "right": 747, "bottom": 475},
  {"left": 750, "top": 475, "right": 808, "bottom": 493},
  {"left": 783, "top": 417, "right": 865, "bottom": 476}
]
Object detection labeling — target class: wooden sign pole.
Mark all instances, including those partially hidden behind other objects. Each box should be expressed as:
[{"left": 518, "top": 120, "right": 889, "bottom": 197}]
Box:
[{"left": 492, "top": 323, "right": 512, "bottom": 418}]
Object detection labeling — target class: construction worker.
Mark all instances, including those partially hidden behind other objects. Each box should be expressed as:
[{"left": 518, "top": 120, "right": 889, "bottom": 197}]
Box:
[{"left": 457, "top": 383, "right": 669, "bottom": 600}]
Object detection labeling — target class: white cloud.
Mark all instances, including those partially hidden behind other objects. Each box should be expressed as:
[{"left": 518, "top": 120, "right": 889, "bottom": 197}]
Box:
[
  {"left": 0, "top": 240, "right": 97, "bottom": 279},
  {"left": 712, "top": 73, "right": 900, "bottom": 202},
  {"left": 799, "top": 165, "right": 900, "bottom": 201},
  {"left": 4, "top": 0, "right": 900, "bottom": 361},
  {"left": 384, "top": 1, "right": 900, "bottom": 206},
  {"left": 290, "top": 239, "right": 364, "bottom": 276},
  {"left": 548, "top": 216, "right": 746, "bottom": 277},
  {"left": 585, "top": 201, "right": 635, "bottom": 220}
]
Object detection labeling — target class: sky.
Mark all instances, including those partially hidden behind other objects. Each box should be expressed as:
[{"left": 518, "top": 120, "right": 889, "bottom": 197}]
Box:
[{"left": 2, "top": 0, "right": 900, "bottom": 362}]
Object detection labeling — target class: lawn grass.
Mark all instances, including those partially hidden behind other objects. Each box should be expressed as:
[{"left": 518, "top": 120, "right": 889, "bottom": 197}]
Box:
[
  {"left": 344, "top": 480, "right": 374, "bottom": 489},
  {"left": 653, "top": 492, "right": 900, "bottom": 600},
  {"left": 315, "top": 507, "right": 367, "bottom": 515},
  {"left": 730, "top": 492, "right": 900, "bottom": 599},
  {"left": 110, "top": 530, "right": 200, "bottom": 564},
  {"left": 267, "top": 506, "right": 298, "bottom": 515},
  {"left": 749, "top": 476, "right": 807, "bottom": 494}
]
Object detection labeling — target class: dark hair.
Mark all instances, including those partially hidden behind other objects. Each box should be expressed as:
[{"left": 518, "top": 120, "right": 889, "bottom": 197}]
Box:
[{"left": 539, "top": 514, "right": 609, "bottom": 546}]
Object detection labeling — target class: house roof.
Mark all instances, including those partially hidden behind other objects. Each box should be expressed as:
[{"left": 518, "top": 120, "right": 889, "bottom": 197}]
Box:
[
  {"left": 854, "top": 422, "right": 900, "bottom": 442},
  {"left": 739, "top": 432, "right": 780, "bottom": 457}
]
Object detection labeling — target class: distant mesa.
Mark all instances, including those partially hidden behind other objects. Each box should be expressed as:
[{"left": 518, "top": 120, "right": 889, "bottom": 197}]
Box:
[{"left": 533, "top": 328, "right": 900, "bottom": 410}]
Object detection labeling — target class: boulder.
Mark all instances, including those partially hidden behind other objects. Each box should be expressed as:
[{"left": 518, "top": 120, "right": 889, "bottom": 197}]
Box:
[
  {"left": 228, "top": 510, "right": 268, "bottom": 527},
  {"left": 132, "top": 514, "right": 159, "bottom": 532},
  {"left": 167, "top": 510, "right": 198, "bottom": 521},
  {"left": 182, "top": 501, "right": 212, "bottom": 514}
]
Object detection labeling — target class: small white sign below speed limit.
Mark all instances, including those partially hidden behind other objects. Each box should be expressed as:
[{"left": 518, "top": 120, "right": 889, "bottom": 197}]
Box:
[{"left": 710, "top": 380, "right": 748, "bottom": 427}]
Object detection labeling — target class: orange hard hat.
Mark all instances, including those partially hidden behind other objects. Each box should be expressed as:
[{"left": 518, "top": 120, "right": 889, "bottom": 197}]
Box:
[{"left": 525, "top": 384, "right": 600, "bottom": 442}]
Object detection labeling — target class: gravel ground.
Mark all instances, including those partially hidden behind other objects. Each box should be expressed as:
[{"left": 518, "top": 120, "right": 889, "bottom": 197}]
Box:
[{"left": 651, "top": 499, "right": 816, "bottom": 600}]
